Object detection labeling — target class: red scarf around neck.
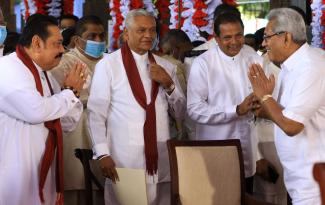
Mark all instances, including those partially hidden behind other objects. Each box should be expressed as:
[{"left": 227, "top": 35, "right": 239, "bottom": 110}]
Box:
[
  {"left": 121, "top": 43, "right": 159, "bottom": 175},
  {"left": 16, "top": 45, "right": 64, "bottom": 204}
]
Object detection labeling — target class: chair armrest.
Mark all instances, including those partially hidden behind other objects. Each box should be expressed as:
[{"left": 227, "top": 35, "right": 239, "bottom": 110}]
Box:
[{"left": 244, "top": 193, "right": 278, "bottom": 205}]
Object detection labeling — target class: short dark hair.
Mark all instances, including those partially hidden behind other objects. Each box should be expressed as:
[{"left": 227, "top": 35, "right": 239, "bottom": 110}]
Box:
[
  {"left": 59, "top": 14, "right": 79, "bottom": 24},
  {"left": 214, "top": 13, "right": 244, "bottom": 36},
  {"left": 4, "top": 32, "right": 20, "bottom": 55},
  {"left": 213, "top": 3, "right": 241, "bottom": 20},
  {"left": 162, "top": 29, "right": 191, "bottom": 46},
  {"left": 75, "top": 15, "right": 104, "bottom": 36},
  {"left": 18, "top": 14, "right": 58, "bottom": 47},
  {"left": 62, "top": 26, "right": 76, "bottom": 47},
  {"left": 254, "top": 27, "right": 265, "bottom": 47}
]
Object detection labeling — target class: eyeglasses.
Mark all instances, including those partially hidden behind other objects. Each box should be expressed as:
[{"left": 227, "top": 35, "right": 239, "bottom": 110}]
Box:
[{"left": 263, "top": 31, "right": 285, "bottom": 42}]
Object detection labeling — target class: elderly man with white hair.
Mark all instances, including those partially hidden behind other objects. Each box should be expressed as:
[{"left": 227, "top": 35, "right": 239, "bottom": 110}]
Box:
[
  {"left": 87, "top": 9, "right": 186, "bottom": 205},
  {"left": 0, "top": 6, "right": 6, "bottom": 57},
  {"left": 248, "top": 8, "right": 325, "bottom": 205}
]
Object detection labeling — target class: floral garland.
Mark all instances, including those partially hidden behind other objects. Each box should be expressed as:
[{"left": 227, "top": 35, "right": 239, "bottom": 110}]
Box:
[
  {"left": 155, "top": 0, "right": 170, "bottom": 38},
  {"left": 47, "top": 0, "right": 62, "bottom": 18},
  {"left": 109, "top": 0, "right": 158, "bottom": 52},
  {"left": 21, "top": 0, "right": 74, "bottom": 20},
  {"left": 109, "top": 0, "right": 124, "bottom": 51},
  {"left": 169, "top": 0, "right": 185, "bottom": 29},
  {"left": 192, "top": 0, "right": 208, "bottom": 28},
  {"left": 35, "top": 0, "right": 49, "bottom": 15},
  {"left": 311, "top": 0, "right": 325, "bottom": 48},
  {"left": 130, "top": 0, "right": 144, "bottom": 9},
  {"left": 200, "top": 0, "right": 222, "bottom": 35},
  {"left": 21, "top": 0, "right": 37, "bottom": 20},
  {"left": 170, "top": 0, "right": 225, "bottom": 41},
  {"left": 321, "top": 0, "right": 325, "bottom": 50},
  {"left": 63, "top": 0, "right": 74, "bottom": 15}
]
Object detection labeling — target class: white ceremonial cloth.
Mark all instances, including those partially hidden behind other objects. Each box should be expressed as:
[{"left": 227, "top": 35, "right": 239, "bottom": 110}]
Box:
[
  {"left": 187, "top": 45, "right": 262, "bottom": 177},
  {"left": 275, "top": 43, "right": 325, "bottom": 205},
  {"left": 0, "top": 52, "right": 83, "bottom": 205},
  {"left": 252, "top": 55, "right": 287, "bottom": 205},
  {"left": 183, "top": 39, "right": 256, "bottom": 140},
  {"left": 87, "top": 49, "right": 186, "bottom": 204}
]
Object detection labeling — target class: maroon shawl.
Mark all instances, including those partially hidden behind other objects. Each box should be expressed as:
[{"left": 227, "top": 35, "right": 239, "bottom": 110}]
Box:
[
  {"left": 16, "top": 45, "right": 64, "bottom": 204},
  {"left": 121, "top": 43, "right": 159, "bottom": 175}
]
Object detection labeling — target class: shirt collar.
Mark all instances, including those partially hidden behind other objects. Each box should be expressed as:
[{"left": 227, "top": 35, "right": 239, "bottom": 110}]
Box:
[
  {"left": 131, "top": 50, "right": 148, "bottom": 63},
  {"left": 281, "top": 43, "right": 309, "bottom": 72},
  {"left": 217, "top": 46, "right": 242, "bottom": 62},
  {"left": 32, "top": 60, "right": 45, "bottom": 73}
]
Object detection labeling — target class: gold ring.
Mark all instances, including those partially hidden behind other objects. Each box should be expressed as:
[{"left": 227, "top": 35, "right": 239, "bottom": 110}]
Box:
[{"left": 80, "top": 73, "right": 84, "bottom": 78}]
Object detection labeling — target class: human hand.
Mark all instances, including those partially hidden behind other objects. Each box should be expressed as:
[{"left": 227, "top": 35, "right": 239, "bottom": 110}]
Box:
[
  {"left": 256, "top": 159, "right": 278, "bottom": 183},
  {"left": 236, "top": 93, "right": 256, "bottom": 116},
  {"left": 63, "top": 62, "right": 87, "bottom": 94},
  {"left": 248, "top": 63, "right": 275, "bottom": 100},
  {"left": 149, "top": 62, "right": 173, "bottom": 89},
  {"left": 99, "top": 156, "right": 119, "bottom": 183}
]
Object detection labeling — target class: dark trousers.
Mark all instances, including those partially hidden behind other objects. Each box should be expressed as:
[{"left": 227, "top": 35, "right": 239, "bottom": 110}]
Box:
[{"left": 245, "top": 176, "right": 254, "bottom": 194}]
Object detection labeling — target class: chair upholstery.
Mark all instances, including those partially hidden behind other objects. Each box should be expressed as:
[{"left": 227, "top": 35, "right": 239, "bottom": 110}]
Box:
[
  {"left": 167, "top": 139, "right": 277, "bottom": 205},
  {"left": 313, "top": 163, "right": 325, "bottom": 205}
]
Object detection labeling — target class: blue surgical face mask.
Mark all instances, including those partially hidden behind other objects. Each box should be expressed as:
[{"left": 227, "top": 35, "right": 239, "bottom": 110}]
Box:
[
  {"left": 81, "top": 39, "right": 106, "bottom": 58},
  {"left": 0, "top": 26, "right": 7, "bottom": 45}
]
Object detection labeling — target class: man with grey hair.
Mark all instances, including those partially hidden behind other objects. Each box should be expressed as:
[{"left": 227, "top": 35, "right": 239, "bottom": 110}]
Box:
[
  {"left": 0, "top": 6, "right": 7, "bottom": 56},
  {"left": 248, "top": 8, "right": 325, "bottom": 205},
  {"left": 88, "top": 9, "right": 186, "bottom": 205}
]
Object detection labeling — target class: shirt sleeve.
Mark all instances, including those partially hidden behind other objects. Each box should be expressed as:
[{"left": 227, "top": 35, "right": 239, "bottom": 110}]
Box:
[
  {"left": 87, "top": 57, "right": 111, "bottom": 157},
  {"left": 187, "top": 57, "right": 238, "bottom": 125},
  {"left": 49, "top": 72, "right": 83, "bottom": 132},
  {"left": 282, "top": 68, "right": 325, "bottom": 125},
  {"left": 164, "top": 63, "right": 186, "bottom": 120}
]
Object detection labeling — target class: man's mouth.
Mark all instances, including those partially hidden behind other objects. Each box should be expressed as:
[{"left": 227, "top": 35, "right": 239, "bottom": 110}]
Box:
[{"left": 55, "top": 53, "right": 63, "bottom": 59}]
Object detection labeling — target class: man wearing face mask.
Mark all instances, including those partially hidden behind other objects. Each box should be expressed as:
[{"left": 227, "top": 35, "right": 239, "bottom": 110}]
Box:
[
  {"left": 0, "top": 6, "right": 7, "bottom": 57},
  {"left": 51, "top": 15, "right": 106, "bottom": 205}
]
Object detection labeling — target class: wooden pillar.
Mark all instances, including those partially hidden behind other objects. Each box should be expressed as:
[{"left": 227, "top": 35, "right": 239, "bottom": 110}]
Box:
[
  {"left": 83, "top": 0, "right": 110, "bottom": 32},
  {"left": 0, "top": 0, "right": 16, "bottom": 31}
]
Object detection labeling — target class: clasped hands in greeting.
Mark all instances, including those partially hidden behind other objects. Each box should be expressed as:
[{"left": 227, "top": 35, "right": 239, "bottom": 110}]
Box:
[{"left": 237, "top": 63, "right": 275, "bottom": 117}]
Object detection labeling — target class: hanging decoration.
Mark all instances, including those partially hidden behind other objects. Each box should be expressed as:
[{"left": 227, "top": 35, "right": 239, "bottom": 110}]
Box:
[
  {"left": 108, "top": 0, "right": 158, "bottom": 52},
  {"left": 155, "top": 0, "right": 170, "bottom": 38},
  {"left": 21, "top": 0, "right": 75, "bottom": 21},
  {"left": 107, "top": 0, "right": 236, "bottom": 51},
  {"left": 63, "top": 0, "right": 74, "bottom": 14},
  {"left": 200, "top": 0, "right": 222, "bottom": 35},
  {"left": 311, "top": 0, "right": 325, "bottom": 49},
  {"left": 321, "top": 0, "right": 325, "bottom": 49}
]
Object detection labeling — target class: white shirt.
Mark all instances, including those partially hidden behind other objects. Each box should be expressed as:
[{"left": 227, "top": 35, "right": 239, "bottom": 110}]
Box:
[
  {"left": 187, "top": 45, "right": 262, "bottom": 177},
  {"left": 0, "top": 52, "right": 82, "bottom": 205},
  {"left": 87, "top": 49, "right": 186, "bottom": 183},
  {"left": 275, "top": 43, "right": 325, "bottom": 203}
]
